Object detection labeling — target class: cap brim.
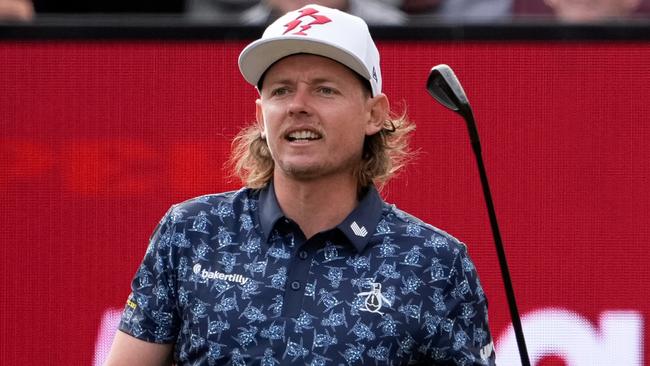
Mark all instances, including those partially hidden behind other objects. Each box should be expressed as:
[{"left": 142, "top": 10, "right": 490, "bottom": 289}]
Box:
[{"left": 238, "top": 36, "right": 371, "bottom": 91}]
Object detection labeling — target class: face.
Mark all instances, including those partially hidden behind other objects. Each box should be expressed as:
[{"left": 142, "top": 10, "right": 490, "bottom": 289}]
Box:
[
  {"left": 545, "top": 0, "right": 640, "bottom": 21},
  {"left": 256, "top": 54, "right": 387, "bottom": 183}
]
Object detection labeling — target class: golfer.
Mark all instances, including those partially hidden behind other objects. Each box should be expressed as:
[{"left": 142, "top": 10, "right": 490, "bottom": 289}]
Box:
[{"left": 105, "top": 4, "right": 496, "bottom": 365}]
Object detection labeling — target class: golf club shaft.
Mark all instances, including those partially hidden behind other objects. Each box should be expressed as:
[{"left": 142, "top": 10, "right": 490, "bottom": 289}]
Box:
[{"left": 466, "top": 119, "right": 531, "bottom": 366}]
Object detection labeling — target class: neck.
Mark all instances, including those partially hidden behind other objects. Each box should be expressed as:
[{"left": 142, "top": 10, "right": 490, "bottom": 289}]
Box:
[{"left": 273, "top": 173, "right": 359, "bottom": 239}]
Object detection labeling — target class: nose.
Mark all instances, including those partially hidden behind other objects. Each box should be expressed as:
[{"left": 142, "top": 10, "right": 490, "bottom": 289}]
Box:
[{"left": 287, "top": 85, "right": 312, "bottom": 116}]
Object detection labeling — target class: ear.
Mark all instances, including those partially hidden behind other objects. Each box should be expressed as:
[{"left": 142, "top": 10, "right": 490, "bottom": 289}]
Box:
[
  {"left": 365, "top": 93, "right": 389, "bottom": 136},
  {"left": 255, "top": 98, "right": 266, "bottom": 139}
]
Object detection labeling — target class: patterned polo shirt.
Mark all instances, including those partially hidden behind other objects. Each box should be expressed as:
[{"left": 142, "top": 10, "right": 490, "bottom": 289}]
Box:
[{"left": 118, "top": 184, "right": 496, "bottom": 365}]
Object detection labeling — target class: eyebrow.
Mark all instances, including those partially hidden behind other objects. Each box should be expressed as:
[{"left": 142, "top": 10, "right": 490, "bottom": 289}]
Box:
[
  {"left": 262, "top": 74, "right": 370, "bottom": 97},
  {"left": 265, "top": 77, "right": 339, "bottom": 86}
]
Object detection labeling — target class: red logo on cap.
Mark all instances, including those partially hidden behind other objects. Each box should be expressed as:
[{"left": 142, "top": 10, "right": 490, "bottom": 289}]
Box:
[{"left": 283, "top": 8, "right": 332, "bottom": 36}]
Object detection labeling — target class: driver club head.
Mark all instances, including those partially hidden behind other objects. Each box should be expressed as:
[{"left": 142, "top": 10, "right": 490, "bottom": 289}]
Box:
[
  {"left": 428, "top": 66, "right": 530, "bottom": 366},
  {"left": 426, "top": 64, "right": 472, "bottom": 119}
]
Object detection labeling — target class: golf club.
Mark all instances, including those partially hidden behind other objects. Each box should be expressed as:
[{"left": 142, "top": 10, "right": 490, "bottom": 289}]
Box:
[{"left": 427, "top": 64, "right": 531, "bottom": 366}]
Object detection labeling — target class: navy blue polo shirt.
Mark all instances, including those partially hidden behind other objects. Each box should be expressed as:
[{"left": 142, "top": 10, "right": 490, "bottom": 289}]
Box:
[{"left": 119, "top": 184, "right": 496, "bottom": 365}]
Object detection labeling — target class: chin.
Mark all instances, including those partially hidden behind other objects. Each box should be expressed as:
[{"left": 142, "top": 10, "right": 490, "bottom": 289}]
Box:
[{"left": 283, "top": 166, "right": 324, "bottom": 180}]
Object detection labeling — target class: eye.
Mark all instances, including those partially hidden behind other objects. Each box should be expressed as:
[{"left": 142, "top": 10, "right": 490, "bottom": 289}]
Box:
[
  {"left": 270, "top": 86, "right": 290, "bottom": 97},
  {"left": 317, "top": 86, "right": 336, "bottom": 95}
]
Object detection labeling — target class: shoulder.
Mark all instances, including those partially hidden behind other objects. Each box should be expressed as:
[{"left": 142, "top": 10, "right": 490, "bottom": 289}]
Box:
[
  {"left": 150, "top": 188, "right": 261, "bottom": 241},
  {"left": 163, "top": 188, "right": 258, "bottom": 224},
  {"left": 147, "top": 188, "right": 260, "bottom": 251},
  {"left": 378, "top": 202, "right": 469, "bottom": 257}
]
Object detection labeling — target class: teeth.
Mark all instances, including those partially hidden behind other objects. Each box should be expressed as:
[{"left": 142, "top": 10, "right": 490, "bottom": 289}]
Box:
[{"left": 288, "top": 130, "right": 319, "bottom": 140}]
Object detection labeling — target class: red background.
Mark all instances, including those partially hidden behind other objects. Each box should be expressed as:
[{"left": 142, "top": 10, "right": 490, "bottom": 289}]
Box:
[{"left": 1, "top": 40, "right": 648, "bottom": 364}]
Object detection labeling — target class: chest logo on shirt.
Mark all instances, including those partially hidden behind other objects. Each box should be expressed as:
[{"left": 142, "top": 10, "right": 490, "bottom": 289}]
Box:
[
  {"left": 193, "top": 263, "right": 250, "bottom": 285},
  {"left": 350, "top": 221, "right": 368, "bottom": 237},
  {"left": 357, "top": 283, "right": 392, "bottom": 315}
]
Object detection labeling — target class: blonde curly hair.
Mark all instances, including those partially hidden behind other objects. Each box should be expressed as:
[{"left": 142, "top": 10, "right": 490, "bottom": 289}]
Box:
[{"left": 229, "top": 109, "right": 415, "bottom": 190}]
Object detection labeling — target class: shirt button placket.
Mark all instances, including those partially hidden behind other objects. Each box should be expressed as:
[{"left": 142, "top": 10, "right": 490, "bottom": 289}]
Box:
[
  {"left": 291, "top": 250, "right": 309, "bottom": 291},
  {"left": 282, "top": 241, "right": 315, "bottom": 317},
  {"left": 298, "top": 250, "right": 309, "bottom": 260}
]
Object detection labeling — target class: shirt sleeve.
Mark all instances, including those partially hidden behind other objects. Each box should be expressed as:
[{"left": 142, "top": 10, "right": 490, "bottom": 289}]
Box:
[
  {"left": 422, "top": 243, "right": 496, "bottom": 365},
  {"left": 118, "top": 206, "right": 181, "bottom": 344}
]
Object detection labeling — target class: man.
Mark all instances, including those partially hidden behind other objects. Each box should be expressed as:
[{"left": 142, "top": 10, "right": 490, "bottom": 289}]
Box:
[
  {"left": 187, "top": 0, "right": 406, "bottom": 25},
  {"left": 543, "top": 0, "right": 640, "bottom": 22},
  {"left": 0, "top": 0, "right": 33, "bottom": 21},
  {"left": 105, "top": 4, "right": 496, "bottom": 365}
]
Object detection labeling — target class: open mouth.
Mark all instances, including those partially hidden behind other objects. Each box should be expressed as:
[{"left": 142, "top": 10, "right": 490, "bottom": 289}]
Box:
[{"left": 286, "top": 130, "right": 322, "bottom": 142}]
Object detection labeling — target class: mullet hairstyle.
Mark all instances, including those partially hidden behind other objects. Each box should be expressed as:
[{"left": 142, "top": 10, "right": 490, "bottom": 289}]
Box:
[{"left": 229, "top": 112, "right": 415, "bottom": 190}]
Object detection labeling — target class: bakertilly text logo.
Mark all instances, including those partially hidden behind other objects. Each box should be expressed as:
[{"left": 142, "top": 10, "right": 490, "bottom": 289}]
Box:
[{"left": 193, "top": 263, "right": 250, "bottom": 285}]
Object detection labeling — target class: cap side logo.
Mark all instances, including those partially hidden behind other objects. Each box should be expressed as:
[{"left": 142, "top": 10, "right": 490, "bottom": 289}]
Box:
[{"left": 283, "top": 8, "right": 332, "bottom": 36}]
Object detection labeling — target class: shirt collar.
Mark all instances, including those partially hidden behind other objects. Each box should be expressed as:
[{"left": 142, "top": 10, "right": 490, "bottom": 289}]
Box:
[
  {"left": 336, "top": 186, "right": 383, "bottom": 253},
  {"left": 258, "top": 182, "right": 285, "bottom": 243},
  {"left": 258, "top": 183, "right": 384, "bottom": 253}
]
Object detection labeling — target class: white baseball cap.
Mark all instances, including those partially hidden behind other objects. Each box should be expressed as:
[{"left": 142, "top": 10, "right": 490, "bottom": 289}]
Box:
[{"left": 238, "top": 4, "right": 382, "bottom": 96}]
